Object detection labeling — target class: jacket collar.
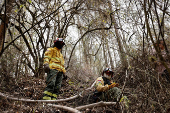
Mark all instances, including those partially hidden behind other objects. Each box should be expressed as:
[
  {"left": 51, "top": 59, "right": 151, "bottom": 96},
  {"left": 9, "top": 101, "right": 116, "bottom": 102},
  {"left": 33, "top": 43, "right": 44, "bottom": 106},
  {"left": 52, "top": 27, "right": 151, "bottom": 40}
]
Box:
[{"left": 54, "top": 47, "right": 61, "bottom": 51}]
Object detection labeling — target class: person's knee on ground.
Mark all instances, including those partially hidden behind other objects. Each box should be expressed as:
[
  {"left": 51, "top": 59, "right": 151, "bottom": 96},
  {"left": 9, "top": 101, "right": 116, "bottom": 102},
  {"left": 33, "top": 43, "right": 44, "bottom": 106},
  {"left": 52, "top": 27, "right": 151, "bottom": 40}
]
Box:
[{"left": 107, "top": 87, "right": 122, "bottom": 102}]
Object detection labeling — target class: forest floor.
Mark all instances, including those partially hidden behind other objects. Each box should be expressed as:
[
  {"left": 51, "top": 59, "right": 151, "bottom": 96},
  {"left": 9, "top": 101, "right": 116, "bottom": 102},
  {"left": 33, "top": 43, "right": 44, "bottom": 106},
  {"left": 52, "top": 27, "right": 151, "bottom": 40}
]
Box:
[
  {"left": 0, "top": 75, "right": 129, "bottom": 113},
  {"left": 0, "top": 74, "right": 170, "bottom": 113}
]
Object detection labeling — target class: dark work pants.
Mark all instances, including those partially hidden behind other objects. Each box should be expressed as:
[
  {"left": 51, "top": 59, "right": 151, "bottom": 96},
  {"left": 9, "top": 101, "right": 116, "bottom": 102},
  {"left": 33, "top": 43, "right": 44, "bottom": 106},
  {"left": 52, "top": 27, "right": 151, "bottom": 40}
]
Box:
[
  {"left": 93, "top": 87, "right": 122, "bottom": 102},
  {"left": 43, "top": 69, "right": 63, "bottom": 100}
]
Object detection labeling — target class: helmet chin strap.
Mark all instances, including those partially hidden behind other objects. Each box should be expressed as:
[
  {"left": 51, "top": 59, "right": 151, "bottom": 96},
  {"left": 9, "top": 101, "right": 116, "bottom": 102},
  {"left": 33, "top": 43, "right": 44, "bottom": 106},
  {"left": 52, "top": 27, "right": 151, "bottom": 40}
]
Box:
[{"left": 103, "top": 73, "right": 111, "bottom": 79}]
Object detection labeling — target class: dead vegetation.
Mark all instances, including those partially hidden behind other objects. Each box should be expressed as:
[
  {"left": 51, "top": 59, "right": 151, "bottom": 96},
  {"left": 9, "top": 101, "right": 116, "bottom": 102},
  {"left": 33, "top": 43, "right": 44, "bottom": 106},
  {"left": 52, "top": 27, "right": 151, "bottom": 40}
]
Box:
[{"left": 0, "top": 57, "right": 170, "bottom": 113}]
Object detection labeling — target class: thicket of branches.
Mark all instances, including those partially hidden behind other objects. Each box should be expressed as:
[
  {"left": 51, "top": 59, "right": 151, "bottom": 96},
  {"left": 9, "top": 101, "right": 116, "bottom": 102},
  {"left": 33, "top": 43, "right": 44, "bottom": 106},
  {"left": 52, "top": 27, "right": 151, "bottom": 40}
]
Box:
[{"left": 0, "top": 0, "right": 170, "bottom": 112}]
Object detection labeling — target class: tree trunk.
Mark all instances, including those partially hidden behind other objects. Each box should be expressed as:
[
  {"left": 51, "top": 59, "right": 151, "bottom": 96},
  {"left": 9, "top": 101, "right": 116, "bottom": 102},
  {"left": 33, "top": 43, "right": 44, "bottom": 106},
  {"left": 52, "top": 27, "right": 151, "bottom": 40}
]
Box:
[
  {"left": 102, "top": 38, "right": 108, "bottom": 67},
  {"left": 106, "top": 38, "right": 114, "bottom": 69},
  {"left": 0, "top": 15, "right": 9, "bottom": 54},
  {"left": 0, "top": 0, "right": 15, "bottom": 55},
  {"left": 108, "top": 1, "right": 128, "bottom": 69},
  {"left": 111, "top": 14, "right": 128, "bottom": 69}
]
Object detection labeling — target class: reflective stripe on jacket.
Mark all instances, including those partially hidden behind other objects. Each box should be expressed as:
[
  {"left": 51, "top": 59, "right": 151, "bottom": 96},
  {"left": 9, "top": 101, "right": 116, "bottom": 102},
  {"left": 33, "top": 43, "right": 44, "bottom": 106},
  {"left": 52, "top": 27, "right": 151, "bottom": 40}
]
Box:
[{"left": 44, "top": 47, "right": 66, "bottom": 73}]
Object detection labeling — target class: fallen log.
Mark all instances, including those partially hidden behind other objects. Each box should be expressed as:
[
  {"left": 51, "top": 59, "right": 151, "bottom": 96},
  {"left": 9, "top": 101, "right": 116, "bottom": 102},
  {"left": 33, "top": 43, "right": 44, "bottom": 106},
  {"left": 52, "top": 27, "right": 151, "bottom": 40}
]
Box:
[{"left": 0, "top": 92, "right": 79, "bottom": 103}]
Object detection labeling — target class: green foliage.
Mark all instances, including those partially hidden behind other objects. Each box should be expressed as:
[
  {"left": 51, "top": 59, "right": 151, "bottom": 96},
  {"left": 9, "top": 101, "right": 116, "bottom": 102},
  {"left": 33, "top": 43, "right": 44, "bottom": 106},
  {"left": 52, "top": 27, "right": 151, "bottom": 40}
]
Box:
[
  {"left": 68, "top": 80, "right": 74, "bottom": 85},
  {"left": 120, "top": 96, "right": 130, "bottom": 109},
  {"left": 27, "top": 0, "right": 32, "bottom": 3},
  {"left": 20, "top": 4, "right": 24, "bottom": 8}
]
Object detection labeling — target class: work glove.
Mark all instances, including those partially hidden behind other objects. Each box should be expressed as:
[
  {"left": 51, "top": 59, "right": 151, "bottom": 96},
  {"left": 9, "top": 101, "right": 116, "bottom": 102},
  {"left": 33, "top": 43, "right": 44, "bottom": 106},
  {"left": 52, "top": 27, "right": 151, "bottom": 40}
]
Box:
[
  {"left": 43, "top": 63, "right": 50, "bottom": 73},
  {"left": 108, "top": 83, "right": 119, "bottom": 89}
]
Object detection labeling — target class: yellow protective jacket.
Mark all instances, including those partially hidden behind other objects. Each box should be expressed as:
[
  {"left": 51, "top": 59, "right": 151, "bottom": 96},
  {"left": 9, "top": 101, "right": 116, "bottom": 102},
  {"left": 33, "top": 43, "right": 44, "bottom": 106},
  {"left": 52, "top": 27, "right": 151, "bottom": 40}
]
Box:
[
  {"left": 43, "top": 47, "right": 66, "bottom": 73},
  {"left": 95, "top": 77, "right": 113, "bottom": 92}
]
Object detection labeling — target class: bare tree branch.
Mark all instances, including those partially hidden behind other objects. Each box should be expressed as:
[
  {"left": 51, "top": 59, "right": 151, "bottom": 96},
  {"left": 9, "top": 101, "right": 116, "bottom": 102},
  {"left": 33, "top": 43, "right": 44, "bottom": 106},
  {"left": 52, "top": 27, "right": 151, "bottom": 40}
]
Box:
[
  {"left": 0, "top": 92, "right": 79, "bottom": 103},
  {"left": 66, "top": 12, "right": 113, "bottom": 69},
  {"left": 48, "top": 104, "right": 81, "bottom": 113},
  {"left": 75, "top": 101, "right": 116, "bottom": 110}
]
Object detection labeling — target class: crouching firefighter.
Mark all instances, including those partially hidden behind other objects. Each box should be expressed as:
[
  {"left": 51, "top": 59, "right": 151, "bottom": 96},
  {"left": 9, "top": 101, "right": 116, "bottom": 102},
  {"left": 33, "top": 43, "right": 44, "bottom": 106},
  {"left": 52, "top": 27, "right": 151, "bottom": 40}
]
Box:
[
  {"left": 93, "top": 68, "right": 121, "bottom": 102},
  {"left": 43, "top": 38, "right": 66, "bottom": 100}
]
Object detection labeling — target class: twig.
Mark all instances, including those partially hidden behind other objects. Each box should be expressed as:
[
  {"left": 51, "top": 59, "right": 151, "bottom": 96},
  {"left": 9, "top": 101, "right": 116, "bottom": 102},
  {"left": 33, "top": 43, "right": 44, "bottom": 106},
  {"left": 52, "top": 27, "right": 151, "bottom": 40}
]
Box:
[
  {"left": 47, "top": 104, "right": 81, "bottom": 113},
  {"left": 118, "top": 69, "right": 128, "bottom": 102},
  {"left": 75, "top": 101, "right": 116, "bottom": 110},
  {"left": 85, "top": 81, "right": 96, "bottom": 90}
]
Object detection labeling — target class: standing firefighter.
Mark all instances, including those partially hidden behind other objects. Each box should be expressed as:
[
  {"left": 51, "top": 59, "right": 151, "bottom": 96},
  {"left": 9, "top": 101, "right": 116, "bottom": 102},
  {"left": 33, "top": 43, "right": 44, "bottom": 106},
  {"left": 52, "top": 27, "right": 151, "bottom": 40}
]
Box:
[
  {"left": 43, "top": 38, "right": 66, "bottom": 100},
  {"left": 93, "top": 68, "right": 121, "bottom": 102}
]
